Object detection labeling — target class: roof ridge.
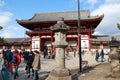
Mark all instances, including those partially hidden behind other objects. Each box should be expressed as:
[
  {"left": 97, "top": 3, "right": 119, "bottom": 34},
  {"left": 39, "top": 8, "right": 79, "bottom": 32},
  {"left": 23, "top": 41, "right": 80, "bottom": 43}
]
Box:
[{"left": 34, "top": 10, "right": 89, "bottom": 15}]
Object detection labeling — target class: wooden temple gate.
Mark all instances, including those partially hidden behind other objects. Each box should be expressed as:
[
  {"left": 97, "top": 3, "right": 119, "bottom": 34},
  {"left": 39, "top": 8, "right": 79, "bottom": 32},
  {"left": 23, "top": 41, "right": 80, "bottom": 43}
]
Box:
[{"left": 17, "top": 10, "right": 104, "bottom": 52}]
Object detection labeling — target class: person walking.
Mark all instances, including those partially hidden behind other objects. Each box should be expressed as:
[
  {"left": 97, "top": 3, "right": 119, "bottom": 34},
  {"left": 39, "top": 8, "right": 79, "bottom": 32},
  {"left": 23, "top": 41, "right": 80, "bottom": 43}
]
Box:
[
  {"left": 0, "top": 52, "right": 4, "bottom": 80},
  {"left": 27, "top": 51, "right": 34, "bottom": 78},
  {"left": 43, "top": 49, "right": 46, "bottom": 59},
  {"left": 2, "top": 48, "right": 12, "bottom": 80},
  {"left": 20, "top": 49, "right": 29, "bottom": 74},
  {"left": 32, "top": 50, "right": 41, "bottom": 80},
  {"left": 73, "top": 49, "right": 76, "bottom": 57},
  {"left": 12, "top": 49, "right": 21, "bottom": 79},
  {"left": 95, "top": 50, "right": 99, "bottom": 62},
  {"left": 100, "top": 49, "right": 105, "bottom": 62}
]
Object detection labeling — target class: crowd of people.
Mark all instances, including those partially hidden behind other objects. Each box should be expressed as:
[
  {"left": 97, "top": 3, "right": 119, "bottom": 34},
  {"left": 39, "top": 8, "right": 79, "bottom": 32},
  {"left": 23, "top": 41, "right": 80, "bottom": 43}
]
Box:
[
  {"left": 43, "top": 49, "right": 55, "bottom": 59},
  {"left": 0, "top": 46, "right": 112, "bottom": 80},
  {"left": 0, "top": 48, "right": 41, "bottom": 80},
  {"left": 95, "top": 49, "right": 111, "bottom": 62}
]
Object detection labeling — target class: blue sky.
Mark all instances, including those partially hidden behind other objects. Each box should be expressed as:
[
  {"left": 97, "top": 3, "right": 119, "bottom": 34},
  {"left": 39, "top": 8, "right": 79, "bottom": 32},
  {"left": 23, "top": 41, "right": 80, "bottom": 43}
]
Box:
[{"left": 0, "top": 0, "right": 120, "bottom": 38}]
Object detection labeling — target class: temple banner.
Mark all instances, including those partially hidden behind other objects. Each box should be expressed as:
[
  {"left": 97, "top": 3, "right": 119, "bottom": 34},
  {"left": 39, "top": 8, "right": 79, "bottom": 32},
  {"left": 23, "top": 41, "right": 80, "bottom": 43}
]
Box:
[
  {"left": 81, "top": 35, "right": 89, "bottom": 51},
  {"left": 32, "top": 36, "right": 40, "bottom": 51}
]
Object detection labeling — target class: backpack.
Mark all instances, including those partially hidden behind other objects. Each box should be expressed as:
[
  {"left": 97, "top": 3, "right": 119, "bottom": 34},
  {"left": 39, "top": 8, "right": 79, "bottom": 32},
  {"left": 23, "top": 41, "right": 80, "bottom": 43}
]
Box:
[
  {"left": 12, "top": 53, "right": 21, "bottom": 65},
  {"left": 11, "top": 56, "right": 17, "bottom": 63}
]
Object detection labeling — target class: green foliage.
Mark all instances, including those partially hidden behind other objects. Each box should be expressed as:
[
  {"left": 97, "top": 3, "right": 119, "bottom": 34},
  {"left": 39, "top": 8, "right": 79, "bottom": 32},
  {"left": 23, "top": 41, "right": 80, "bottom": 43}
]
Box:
[
  {"left": 0, "top": 26, "right": 3, "bottom": 30},
  {"left": 0, "top": 37, "right": 8, "bottom": 44}
]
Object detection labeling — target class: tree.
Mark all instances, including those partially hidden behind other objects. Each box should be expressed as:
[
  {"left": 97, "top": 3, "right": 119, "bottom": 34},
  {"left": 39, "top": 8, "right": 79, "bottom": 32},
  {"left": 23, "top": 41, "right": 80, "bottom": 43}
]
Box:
[
  {"left": 117, "top": 24, "right": 120, "bottom": 29},
  {"left": 0, "top": 37, "right": 8, "bottom": 44},
  {"left": 0, "top": 26, "right": 3, "bottom": 30}
]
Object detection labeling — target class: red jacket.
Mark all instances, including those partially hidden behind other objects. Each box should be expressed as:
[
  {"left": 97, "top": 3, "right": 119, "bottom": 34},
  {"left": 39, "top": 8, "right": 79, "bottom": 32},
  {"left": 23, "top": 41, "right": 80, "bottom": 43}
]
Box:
[
  {"left": 13, "top": 53, "right": 21, "bottom": 66},
  {"left": 8, "top": 62, "right": 13, "bottom": 72}
]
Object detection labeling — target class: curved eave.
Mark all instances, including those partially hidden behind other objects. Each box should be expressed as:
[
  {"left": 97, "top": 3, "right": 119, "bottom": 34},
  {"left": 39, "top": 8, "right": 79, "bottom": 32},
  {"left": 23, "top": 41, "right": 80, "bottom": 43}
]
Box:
[
  {"left": 81, "top": 14, "right": 104, "bottom": 21},
  {"left": 16, "top": 14, "right": 104, "bottom": 30},
  {"left": 26, "top": 30, "right": 53, "bottom": 36}
]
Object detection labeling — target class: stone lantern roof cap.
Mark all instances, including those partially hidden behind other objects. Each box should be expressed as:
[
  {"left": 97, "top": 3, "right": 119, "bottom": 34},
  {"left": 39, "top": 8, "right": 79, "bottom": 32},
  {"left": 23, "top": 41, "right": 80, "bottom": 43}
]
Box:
[{"left": 50, "top": 17, "right": 70, "bottom": 32}]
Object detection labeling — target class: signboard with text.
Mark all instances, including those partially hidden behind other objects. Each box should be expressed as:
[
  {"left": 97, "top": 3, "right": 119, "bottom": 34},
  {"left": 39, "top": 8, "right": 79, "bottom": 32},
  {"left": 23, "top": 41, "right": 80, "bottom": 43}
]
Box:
[{"left": 32, "top": 36, "right": 40, "bottom": 51}]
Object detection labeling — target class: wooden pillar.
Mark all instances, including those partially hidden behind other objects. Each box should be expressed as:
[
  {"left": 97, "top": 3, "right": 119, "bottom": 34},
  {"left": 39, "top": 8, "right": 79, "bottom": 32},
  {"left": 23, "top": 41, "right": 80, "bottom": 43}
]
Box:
[
  {"left": 11, "top": 45, "right": 15, "bottom": 51},
  {"left": 2, "top": 46, "right": 6, "bottom": 49},
  {"left": 88, "top": 33, "right": 91, "bottom": 51},
  {"left": 65, "top": 34, "right": 68, "bottom": 52},
  {"left": 51, "top": 33, "right": 54, "bottom": 51},
  {"left": 100, "top": 42, "right": 103, "bottom": 49},
  {"left": 30, "top": 36, "right": 32, "bottom": 51},
  {"left": 77, "top": 35, "right": 80, "bottom": 52},
  {"left": 39, "top": 36, "right": 41, "bottom": 51},
  {"left": 21, "top": 45, "right": 24, "bottom": 50}
]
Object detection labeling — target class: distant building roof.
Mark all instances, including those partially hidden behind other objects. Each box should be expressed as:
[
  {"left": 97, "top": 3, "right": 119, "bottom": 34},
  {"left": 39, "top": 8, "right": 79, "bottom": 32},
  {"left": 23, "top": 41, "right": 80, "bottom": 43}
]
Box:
[
  {"left": 5, "top": 38, "right": 30, "bottom": 43},
  {"left": 91, "top": 35, "right": 120, "bottom": 42},
  {"left": 5, "top": 35, "right": 120, "bottom": 43},
  {"left": 2, "top": 35, "right": 120, "bottom": 47}
]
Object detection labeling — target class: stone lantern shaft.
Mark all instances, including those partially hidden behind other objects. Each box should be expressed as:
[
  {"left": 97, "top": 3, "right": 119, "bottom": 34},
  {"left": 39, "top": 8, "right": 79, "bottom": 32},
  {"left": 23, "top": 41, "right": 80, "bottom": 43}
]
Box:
[
  {"left": 55, "top": 48, "right": 65, "bottom": 69},
  {"left": 46, "top": 17, "right": 71, "bottom": 80}
]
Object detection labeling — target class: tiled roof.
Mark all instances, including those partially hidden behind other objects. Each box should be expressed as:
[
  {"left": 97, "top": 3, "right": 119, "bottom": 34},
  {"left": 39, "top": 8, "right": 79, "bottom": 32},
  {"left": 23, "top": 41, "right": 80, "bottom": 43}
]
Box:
[
  {"left": 91, "top": 35, "right": 120, "bottom": 41},
  {"left": 5, "top": 35, "right": 120, "bottom": 43},
  {"left": 5, "top": 38, "right": 29, "bottom": 43},
  {"left": 18, "top": 10, "right": 103, "bottom": 22}
]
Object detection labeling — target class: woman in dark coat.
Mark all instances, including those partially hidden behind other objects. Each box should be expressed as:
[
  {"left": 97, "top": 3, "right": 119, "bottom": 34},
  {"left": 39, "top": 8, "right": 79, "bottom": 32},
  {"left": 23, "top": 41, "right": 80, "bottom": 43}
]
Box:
[
  {"left": 27, "top": 51, "right": 34, "bottom": 78},
  {"left": 95, "top": 50, "right": 99, "bottom": 62},
  {"left": 100, "top": 49, "right": 105, "bottom": 62}
]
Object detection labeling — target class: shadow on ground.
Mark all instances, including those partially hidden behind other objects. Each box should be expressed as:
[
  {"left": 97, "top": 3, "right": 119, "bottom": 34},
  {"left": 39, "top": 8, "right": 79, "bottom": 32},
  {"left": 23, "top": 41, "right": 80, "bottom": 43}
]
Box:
[
  {"left": 71, "top": 64, "right": 101, "bottom": 80},
  {"left": 40, "top": 65, "right": 98, "bottom": 80}
]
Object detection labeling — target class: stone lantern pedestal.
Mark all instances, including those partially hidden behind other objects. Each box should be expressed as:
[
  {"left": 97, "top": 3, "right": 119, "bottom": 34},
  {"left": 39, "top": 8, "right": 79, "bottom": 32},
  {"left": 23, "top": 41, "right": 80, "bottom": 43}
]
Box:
[
  {"left": 109, "top": 37, "right": 120, "bottom": 78},
  {"left": 46, "top": 17, "right": 71, "bottom": 80}
]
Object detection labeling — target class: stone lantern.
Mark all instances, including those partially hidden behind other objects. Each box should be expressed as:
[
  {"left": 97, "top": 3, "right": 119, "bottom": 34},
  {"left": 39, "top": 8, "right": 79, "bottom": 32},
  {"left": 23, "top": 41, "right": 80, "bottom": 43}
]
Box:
[
  {"left": 109, "top": 37, "right": 120, "bottom": 78},
  {"left": 46, "top": 17, "right": 71, "bottom": 80}
]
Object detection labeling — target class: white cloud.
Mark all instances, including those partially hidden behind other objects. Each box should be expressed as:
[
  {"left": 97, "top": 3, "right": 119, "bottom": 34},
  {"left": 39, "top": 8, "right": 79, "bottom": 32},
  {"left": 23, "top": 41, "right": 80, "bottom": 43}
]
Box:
[
  {"left": 0, "top": 11, "right": 14, "bottom": 37},
  {"left": 92, "top": 0, "right": 120, "bottom": 35},
  {"left": 87, "top": 0, "right": 98, "bottom": 5},
  {"left": 0, "top": 0, "right": 5, "bottom": 7},
  {"left": 105, "top": 0, "right": 120, "bottom": 4},
  {"left": 0, "top": 24, "right": 27, "bottom": 38},
  {"left": 0, "top": 12, "right": 13, "bottom": 26},
  {"left": 0, "top": 33, "right": 13, "bottom": 38},
  {"left": 0, "top": 6, "right": 26, "bottom": 38},
  {"left": 81, "top": 0, "right": 99, "bottom": 9},
  {"left": 0, "top": 11, "right": 26, "bottom": 38}
]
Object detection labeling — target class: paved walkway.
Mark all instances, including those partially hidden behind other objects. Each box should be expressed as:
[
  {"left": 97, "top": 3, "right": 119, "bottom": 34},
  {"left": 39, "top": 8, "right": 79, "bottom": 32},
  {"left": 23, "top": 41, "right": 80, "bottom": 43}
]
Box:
[
  {"left": 78, "top": 63, "right": 120, "bottom": 80},
  {"left": 17, "top": 52, "right": 80, "bottom": 80},
  {"left": 16, "top": 52, "right": 110, "bottom": 80}
]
